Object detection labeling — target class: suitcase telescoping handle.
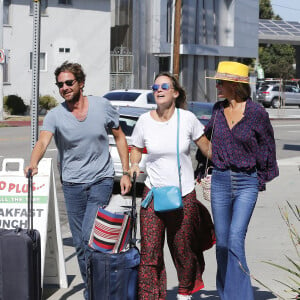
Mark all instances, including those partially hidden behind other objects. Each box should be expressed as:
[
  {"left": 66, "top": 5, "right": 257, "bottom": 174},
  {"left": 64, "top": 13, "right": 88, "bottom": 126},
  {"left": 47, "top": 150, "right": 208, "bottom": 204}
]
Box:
[
  {"left": 130, "top": 172, "right": 137, "bottom": 246},
  {"left": 27, "top": 169, "right": 34, "bottom": 232}
]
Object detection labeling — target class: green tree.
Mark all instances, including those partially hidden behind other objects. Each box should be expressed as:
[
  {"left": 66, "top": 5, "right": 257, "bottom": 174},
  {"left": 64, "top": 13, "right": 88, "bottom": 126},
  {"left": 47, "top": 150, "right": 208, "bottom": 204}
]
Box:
[
  {"left": 259, "top": 0, "right": 295, "bottom": 79},
  {"left": 259, "top": 44, "right": 295, "bottom": 79},
  {"left": 259, "top": 0, "right": 274, "bottom": 19}
]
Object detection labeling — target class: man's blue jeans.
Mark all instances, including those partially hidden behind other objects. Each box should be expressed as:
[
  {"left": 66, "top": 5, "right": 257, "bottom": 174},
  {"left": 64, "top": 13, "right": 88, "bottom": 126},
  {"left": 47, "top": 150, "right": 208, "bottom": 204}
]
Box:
[
  {"left": 211, "top": 168, "right": 258, "bottom": 300},
  {"left": 62, "top": 177, "right": 114, "bottom": 298}
]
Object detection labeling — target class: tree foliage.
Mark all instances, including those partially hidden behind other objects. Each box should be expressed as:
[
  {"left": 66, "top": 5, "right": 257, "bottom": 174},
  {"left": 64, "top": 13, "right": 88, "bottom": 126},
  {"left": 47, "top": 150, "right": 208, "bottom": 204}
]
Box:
[
  {"left": 259, "top": 0, "right": 295, "bottom": 79},
  {"left": 259, "top": 0, "right": 274, "bottom": 19}
]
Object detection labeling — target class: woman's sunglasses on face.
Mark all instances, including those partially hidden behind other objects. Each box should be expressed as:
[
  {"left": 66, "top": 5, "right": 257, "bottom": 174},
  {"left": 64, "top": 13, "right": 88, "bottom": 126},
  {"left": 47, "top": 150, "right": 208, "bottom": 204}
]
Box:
[
  {"left": 216, "top": 79, "right": 223, "bottom": 86},
  {"left": 151, "top": 83, "right": 173, "bottom": 92},
  {"left": 55, "top": 79, "right": 77, "bottom": 89}
]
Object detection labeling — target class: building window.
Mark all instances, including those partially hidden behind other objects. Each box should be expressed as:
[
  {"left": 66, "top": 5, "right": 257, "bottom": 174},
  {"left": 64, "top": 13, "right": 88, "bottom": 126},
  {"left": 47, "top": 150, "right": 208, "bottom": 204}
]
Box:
[
  {"left": 58, "top": 0, "right": 72, "bottom": 4},
  {"left": 159, "top": 57, "right": 170, "bottom": 73},
  {"left": 30, "top": 52, "right": 46, "bottom": 71},
  {"left": 4, "top": 0, "right": 11, "bottom": 25},
  {"left": 58, "top": 48, "right": 71, "bottom": 53},
  {"left": 30, "top": 0, "right": 48, "bottom": 15},
  {"left": 167, "top": 0, "right": 173, "bottom": 43}
]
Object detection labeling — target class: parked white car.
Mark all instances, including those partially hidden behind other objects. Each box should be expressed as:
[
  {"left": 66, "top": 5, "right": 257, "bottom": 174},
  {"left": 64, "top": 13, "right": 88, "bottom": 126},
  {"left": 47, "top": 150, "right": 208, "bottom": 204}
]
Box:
[
  {"left": 103, "top": 89, "right": 157, "bottom": 109},
  {"left": 109, "top": 106, "right": 151, "bottom": 183}
]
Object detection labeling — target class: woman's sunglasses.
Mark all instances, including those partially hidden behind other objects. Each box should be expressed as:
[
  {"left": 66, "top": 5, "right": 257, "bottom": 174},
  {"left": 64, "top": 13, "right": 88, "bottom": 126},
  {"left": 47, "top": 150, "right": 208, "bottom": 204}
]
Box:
[
  {"left": 55, "top": 79, "right": 77, "bottom": 88},
  {"left": 216, "top": 79, "right": 223, "bottom": 86},
  {"left": 151, "top": 83, "right": 173, "bottom": 92}
]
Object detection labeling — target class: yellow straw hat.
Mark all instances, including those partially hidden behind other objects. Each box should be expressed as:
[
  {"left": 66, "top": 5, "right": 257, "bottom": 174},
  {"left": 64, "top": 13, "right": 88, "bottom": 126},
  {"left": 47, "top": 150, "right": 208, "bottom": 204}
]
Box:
[{"left": 206, "top": 61, "right": 249, "bottom": 83}]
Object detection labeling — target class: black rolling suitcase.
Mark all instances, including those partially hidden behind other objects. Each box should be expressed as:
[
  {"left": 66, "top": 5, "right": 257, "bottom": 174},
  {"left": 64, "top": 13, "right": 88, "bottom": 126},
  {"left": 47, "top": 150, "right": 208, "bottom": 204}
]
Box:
[
  {"left": 0, "top": 171, "right": 42, "bottom": 300},
  {"left": 87, "top": 173, "right": 140, "bottom": 300}
]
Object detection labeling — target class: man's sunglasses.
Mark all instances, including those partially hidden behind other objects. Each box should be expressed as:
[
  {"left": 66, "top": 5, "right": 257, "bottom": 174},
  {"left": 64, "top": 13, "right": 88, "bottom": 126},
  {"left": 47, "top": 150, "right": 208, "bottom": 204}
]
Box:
[
  {"left": 216, "top": 79, "right": 223, "bottom": 86},
  {"left": 151, "top": 83, "right": 173, "bottom": 92},
  {"left": 55, "top": 79, "right": 77, "bottom": 88}
]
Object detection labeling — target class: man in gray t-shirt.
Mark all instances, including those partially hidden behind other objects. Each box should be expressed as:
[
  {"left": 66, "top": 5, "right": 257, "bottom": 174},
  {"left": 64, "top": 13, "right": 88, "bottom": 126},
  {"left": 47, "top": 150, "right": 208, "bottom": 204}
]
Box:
[{"left": 25, "top": 61, "right": 131, "bottom": 300}]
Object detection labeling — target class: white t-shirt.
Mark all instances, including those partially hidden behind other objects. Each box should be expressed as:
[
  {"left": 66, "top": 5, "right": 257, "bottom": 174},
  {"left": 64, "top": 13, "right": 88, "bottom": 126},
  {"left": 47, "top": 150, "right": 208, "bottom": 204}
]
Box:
[{"left": 131, "top": 108, "right": 204, "bottom": 196}]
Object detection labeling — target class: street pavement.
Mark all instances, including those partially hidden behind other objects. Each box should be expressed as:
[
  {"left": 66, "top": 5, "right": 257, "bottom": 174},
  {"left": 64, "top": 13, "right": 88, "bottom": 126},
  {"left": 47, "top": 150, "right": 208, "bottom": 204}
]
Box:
[{"left": 1, "top": 107, "right": 300, "bottom": 299}]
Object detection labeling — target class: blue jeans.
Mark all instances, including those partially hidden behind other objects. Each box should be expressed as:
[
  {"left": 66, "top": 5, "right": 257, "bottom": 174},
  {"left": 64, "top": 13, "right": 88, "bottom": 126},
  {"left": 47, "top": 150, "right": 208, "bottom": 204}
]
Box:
[
  {"left": 62, "top": 177, "right": 114, "bottom": 299},
  {"left": 211, "top": 168, "right": 258, "bottom": 300}
]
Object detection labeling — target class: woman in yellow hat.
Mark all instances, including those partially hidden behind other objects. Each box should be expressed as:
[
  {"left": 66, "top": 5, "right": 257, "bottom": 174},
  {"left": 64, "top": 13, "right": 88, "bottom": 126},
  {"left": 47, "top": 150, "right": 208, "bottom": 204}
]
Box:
[{"left": 203, "top": 61, "right": 279, "bottom": 300}]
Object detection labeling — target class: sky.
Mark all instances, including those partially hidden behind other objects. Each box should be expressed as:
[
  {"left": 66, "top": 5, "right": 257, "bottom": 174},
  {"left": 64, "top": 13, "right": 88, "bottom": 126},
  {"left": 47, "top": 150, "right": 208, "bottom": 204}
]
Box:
[{"left": 271, "top": 0, "right": 300, "bottom": 22}]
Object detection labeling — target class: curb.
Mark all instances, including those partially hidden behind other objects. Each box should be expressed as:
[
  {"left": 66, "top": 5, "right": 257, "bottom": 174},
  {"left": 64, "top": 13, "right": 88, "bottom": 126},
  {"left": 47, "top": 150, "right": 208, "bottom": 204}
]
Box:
[{"left": 0, "top": 120, "right": 43, "bottom": 127}]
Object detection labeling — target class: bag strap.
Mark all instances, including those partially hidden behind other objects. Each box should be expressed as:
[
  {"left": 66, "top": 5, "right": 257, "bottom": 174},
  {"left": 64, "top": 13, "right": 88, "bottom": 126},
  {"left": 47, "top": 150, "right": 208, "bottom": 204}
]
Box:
[
  {"left": 176, "top": 108, "right": 182, "bottom": 195},
  {"left": 204, "top": 110, "right": 218, "bottom": 177}
]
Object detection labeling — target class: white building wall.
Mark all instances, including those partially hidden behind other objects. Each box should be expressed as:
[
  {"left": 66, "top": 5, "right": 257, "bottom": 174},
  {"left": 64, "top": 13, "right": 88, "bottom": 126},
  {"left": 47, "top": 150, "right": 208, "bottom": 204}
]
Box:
[{"left": 3, "top": 0, "right": 111, "bottom": 105}]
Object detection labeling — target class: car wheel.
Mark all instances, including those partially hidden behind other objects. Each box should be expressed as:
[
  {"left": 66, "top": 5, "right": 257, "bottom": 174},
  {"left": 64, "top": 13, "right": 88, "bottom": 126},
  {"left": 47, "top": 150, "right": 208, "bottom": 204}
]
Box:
[{"left": 271, "top": 97, "right": 281, "bottom": 109}]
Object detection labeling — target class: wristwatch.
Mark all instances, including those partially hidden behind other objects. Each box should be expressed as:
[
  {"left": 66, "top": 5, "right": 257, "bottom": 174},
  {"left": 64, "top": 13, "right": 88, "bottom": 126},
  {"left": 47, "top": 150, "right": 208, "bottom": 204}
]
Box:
[{"left": 122, "top": 171, "right": 130, "bottom": 177}]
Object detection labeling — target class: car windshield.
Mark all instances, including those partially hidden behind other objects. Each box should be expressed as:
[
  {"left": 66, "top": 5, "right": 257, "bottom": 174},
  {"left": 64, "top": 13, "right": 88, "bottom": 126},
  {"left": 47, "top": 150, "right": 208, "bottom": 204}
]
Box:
[
  {"left": 104, "top": 92, "right": 141, "bottom": 101},
  {"left": 147, "top": 93, "right": 156, "bottom": 104},
  {"left": 119, "top": 116, "right": 137, "bottom": 136}
]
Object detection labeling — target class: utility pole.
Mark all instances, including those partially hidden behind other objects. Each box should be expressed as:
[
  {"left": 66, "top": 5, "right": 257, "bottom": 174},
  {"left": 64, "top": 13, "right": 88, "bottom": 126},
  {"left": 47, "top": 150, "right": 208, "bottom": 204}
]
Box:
[
  {"left": 173, "top": 0, "right": 181, "bottom": 79},
  {"left": 31, "top": 0, "right": 41, "bottom": 150}
]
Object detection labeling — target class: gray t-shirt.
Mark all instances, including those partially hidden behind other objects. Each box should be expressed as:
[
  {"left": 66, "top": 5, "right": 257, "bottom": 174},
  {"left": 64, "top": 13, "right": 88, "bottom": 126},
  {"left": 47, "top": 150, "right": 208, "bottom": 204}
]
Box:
[{"left": 42, "top": 96, "right": 119, "bottom": 183}]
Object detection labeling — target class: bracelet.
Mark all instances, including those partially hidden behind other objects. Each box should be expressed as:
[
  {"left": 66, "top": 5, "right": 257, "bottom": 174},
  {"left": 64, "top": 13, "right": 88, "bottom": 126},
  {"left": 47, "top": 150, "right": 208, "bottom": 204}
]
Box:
[
  {"left": 122, "top": 171, "right": 130, "bottom": 177},
  {"left": 131, "top": 163, "right": 139, "bottom": 167}
]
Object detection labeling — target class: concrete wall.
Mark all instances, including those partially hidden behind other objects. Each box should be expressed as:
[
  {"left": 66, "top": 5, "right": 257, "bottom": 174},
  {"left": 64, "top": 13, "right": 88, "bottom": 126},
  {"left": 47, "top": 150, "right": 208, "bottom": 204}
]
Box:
[{"left": 3, "top": 0, "right": 111, "bottom": 105}]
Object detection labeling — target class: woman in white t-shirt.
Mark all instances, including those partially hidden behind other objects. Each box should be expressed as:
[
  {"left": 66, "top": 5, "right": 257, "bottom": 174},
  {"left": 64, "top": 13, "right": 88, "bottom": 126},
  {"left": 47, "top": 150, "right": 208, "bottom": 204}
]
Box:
[{"left": 129, "top": 72, "right": 216, "bottom": 300}]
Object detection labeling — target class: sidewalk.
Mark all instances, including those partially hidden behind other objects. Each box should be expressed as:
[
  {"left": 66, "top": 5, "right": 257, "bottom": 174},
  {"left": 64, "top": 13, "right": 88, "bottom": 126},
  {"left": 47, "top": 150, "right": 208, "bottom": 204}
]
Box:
[
  {"left": 266, "top": 107, "right": 300, "bottom": 120},
  {"left": 42, "top": 157, "right": 300, "bottom": 300}
]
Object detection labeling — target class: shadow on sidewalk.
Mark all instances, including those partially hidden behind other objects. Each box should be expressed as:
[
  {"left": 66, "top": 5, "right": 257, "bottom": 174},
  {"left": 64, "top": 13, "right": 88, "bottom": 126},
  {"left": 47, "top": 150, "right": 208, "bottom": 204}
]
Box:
[
  {"left": 166, "top": 286, "right": 276, "bottom": 299},
  {"left": 42, "top": 281, "right": 84, "bottom": 300}
]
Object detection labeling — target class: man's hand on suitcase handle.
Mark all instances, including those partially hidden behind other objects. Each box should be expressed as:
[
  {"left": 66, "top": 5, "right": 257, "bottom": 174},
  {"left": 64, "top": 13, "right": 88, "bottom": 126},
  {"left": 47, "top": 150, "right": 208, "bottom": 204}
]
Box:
[
  {"left": 129, "top": 163, "right": 140, "bottom": 179},
  {"left": 24, "top": 165, "right": 38, "bottom": 177},
  {"left": 120, "top": 172, "right": 132, "bottom": 195}
]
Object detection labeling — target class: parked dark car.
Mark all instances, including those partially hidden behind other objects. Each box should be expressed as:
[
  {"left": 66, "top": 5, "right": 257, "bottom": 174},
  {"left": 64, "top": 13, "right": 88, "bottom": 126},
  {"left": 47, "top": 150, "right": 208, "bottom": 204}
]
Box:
[
  {"left": 187, "top": 101, "right": 214, "bottom": 180},
  {"left": 187, "top": 101, "right": 214, "bottom": 126}
]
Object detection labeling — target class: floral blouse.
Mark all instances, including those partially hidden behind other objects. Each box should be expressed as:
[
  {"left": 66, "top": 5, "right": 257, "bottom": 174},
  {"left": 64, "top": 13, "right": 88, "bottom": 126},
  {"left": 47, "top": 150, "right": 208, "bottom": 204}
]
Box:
[{"left": 204, "top": 98, "right": 279, "bottom": 191}]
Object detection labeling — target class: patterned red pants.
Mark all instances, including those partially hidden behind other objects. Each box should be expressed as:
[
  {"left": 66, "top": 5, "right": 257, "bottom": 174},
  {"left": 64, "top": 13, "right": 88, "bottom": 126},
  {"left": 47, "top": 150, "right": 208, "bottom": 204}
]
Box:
[{"left": 138, "top": 188, "right": 215, "bottom": 300}]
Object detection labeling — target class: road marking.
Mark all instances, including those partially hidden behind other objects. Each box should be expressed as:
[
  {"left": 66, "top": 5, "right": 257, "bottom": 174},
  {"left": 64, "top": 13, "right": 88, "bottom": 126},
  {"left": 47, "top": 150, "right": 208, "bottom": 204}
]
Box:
[
  {"left": 272, "top": 124, "right": 300, "bottom": 128},
  {"left": 288, "top": 130, "right": 300, "bottom": 133},
  {"left": 46, "top": 148, "right": 57, "bottom": 152}
]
